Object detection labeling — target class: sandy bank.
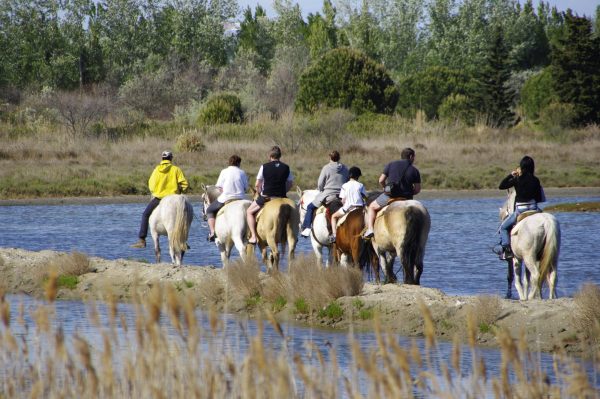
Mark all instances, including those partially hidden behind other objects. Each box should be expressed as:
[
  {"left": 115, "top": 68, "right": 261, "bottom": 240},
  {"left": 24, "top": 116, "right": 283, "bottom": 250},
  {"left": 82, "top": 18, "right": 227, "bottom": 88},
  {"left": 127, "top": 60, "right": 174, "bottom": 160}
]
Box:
[{"left": 0, "top": 247, "right": 587, "bottom": 356}]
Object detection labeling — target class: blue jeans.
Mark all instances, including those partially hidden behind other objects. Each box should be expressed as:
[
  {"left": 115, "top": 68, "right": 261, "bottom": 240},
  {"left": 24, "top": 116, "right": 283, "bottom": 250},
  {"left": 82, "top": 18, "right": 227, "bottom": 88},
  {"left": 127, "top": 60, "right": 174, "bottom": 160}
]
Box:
[
  {"left": 499, "top": 204, "right": 538, "bottom": 246},
  {"left": 302, "top": 203, "right": 317, "bottom": 230},
  {"left": 138, "top": 197, "right": 161, "bottom": 239}
]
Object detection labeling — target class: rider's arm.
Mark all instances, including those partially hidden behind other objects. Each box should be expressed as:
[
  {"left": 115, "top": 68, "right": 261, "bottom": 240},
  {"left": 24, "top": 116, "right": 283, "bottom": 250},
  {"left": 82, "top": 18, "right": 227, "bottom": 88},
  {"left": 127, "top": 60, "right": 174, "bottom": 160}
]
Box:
[
  {"left": 378, "top": 173, "right": 387, "bottom": 188},
  {"left": 286, "top": 170, "right": 294, "bottom": 193},
  {"left": 317, "top": 166, "right": 327, "bottom": 191},
  {"left": 255, "top": 178, "right": 264, "bottom": 193}
]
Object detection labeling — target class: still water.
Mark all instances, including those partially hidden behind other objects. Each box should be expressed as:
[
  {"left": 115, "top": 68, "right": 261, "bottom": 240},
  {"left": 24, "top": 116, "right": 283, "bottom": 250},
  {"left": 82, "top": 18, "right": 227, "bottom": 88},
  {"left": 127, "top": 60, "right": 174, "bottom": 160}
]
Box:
[{"left": 1, "top": 195, "right": 599, "bottom": 297}]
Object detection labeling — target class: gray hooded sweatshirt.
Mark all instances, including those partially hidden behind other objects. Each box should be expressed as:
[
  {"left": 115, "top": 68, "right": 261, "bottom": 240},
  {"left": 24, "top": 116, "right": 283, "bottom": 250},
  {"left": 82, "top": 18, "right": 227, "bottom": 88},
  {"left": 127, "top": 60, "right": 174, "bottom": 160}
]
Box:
[{"left": 311, "top": 161, "right": 349, "bottom": 206}]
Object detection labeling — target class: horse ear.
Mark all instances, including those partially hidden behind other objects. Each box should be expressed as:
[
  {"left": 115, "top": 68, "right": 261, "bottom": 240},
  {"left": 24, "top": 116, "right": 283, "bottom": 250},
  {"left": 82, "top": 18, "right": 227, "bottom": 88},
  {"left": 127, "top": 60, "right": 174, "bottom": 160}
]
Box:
[
  {"left": 296, "top": 186, "right": 302, "bottom": 197},
  {"left": 201, "top": 183, "right": 206, "bottom": 191}
]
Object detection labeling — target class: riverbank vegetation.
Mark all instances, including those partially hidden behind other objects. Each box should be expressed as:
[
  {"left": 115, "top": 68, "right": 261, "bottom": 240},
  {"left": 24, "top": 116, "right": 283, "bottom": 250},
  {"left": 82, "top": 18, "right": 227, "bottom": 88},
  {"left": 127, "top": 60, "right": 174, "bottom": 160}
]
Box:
[
  {"left": 2, "top": 1, "right": 600, "bottom": 198},
  {"left": 0, "top": 275, "right": 598, "bottom": 398}
]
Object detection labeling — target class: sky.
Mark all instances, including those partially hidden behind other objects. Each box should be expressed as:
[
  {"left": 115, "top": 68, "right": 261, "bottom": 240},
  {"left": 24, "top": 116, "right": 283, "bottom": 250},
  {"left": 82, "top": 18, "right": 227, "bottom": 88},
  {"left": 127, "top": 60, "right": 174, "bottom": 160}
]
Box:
[{"left": 236, "top": 0, "right": 598, "bottom": 18}]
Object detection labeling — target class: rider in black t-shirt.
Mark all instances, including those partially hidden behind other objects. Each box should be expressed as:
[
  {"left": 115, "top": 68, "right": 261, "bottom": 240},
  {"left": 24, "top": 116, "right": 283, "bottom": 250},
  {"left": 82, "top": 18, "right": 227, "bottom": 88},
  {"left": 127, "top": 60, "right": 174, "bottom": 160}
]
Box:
[
  {"left": 246, "top": 146, "right": 294, "bottom": 245},
  {"left": 364, "top": 148, "right": 421, "bottom": 238}
]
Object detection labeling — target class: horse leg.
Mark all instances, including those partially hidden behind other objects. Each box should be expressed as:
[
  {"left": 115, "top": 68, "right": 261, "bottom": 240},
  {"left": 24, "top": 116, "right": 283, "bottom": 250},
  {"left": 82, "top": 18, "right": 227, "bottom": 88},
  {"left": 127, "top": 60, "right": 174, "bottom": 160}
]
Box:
[
  {"left": 527, "top": 263, "right": 540, "bottom": 300},
  {"left": 153, "top": 234, "right": 161, "bottom": 264},
  {"left": 266, "top": 237, "right": 280, "bottom": 272},
  {"left": 547, "top": 268, "right": 557, "bottom": 299},
  {"left": 340, "top": 253, "right": 350, "bottom": 268},
  {"left": 232, "top": 236, "right": 247, "bottom": 264},
  {"left": 414, "top": 262, "right": 423, "bottom": 285},
  {"left": 218, "top": 241, "right": 229, "bottom": 269},
  {"left": 513, "top": 258, "right": 526, "bottom": 300},
  {"left": 506, "top": 259, "right": 514, "bottom": 299}
]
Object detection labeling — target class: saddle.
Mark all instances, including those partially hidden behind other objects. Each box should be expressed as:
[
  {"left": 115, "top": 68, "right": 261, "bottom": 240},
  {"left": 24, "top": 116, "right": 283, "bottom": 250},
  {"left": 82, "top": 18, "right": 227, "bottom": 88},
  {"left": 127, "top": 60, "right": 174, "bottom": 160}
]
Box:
[
  {"left": 516, "top": 209, "right": 541, "bottom": 223},
  {"left": 216, "top": 198, "right": 242, "bottom": 218},
  {"left": 337, "top": 206, "right": 364, "bottom": 227},
  {"left": 386, "top": 197, "right": 408, "bottom": 205},
  {"left": 313, "top": 199, "right": 343, "bottom": 233}
]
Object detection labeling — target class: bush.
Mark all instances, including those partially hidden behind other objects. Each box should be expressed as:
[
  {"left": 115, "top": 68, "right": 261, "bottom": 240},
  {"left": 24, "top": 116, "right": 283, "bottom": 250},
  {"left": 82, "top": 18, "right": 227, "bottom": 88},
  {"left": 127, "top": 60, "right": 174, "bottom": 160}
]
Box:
[
  {"left": 197, "top": 93, "right": 244, "bottom": 125},
  {"left": 396, "top": 66, "right": 474, "bottom": 120},
  {"left": 539, "top": 102, "right": 576, "bottom": 131},
  {"left": 295, "top": 47, "right": 398, "bottom": 115},
  {"left": 438, "top": 94, "right": 476, "bottom": 125},
  {"left": 175, "top": 132, "right": 205, "bottom": 153},
  {"left": 520, "top": 68, "right": 557, "bottom": 121}
]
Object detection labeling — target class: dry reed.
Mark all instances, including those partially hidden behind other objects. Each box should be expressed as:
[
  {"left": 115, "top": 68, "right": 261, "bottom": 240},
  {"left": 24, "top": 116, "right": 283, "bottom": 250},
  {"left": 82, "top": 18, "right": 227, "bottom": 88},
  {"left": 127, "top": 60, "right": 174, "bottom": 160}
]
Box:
[
  {"left": 573, "top": 283, "right": 600, "bottom": 348},
  {"left": 0, "top": 292, "right": 598, "bottom": 398}
]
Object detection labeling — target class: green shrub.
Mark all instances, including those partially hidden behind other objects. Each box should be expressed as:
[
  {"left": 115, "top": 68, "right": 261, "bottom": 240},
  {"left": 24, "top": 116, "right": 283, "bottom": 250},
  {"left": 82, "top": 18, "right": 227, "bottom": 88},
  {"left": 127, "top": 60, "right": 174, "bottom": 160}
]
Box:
[
  {"left": 438, "top": 94, "right": 476, "bottom": 125},
  {"left": 175, "top": 132, "right": 205, "bottom": 153},
  {"left": 396, "top": 66, "right": 474, "bottom": 120},
  {"left": 539, "top": 102, "right": 576, "bottom": 132},
  {"left": 520, "top": 68, "right": 557, "bottom": 121},
  {"left": 296, "top": 48, "right": 398, "bottom": 115},
  {"left": 56, "top": 275, "right": 78, "bottom": 289},
  {"left": 272, "top": 296, "right": 287, "bottom": 313},
  {"left": 294, "top": 298, "right": 310, "bottom": 314},
  {"left": 197, "top": 93, "right": 244, "bottom": 125},
  {"left": 359, "top": 308, "right": 374, "bottom": 320},
  {"left": 318, "top": 302, "right": 344, "bottom": 319}
]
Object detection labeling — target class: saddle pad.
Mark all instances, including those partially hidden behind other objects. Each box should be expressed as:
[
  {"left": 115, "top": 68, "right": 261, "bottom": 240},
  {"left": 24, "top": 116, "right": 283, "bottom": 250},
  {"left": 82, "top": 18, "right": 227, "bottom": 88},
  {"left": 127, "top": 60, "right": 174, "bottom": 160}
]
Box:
[
  {"left": 517, "top": 210, "right": 541, "bottom": 223},
  {"left": 338, "top": 207, "right": 363, "bottom": 227},
  {"left": 315, "top": 205, "right": 327, "bottom": 215}
]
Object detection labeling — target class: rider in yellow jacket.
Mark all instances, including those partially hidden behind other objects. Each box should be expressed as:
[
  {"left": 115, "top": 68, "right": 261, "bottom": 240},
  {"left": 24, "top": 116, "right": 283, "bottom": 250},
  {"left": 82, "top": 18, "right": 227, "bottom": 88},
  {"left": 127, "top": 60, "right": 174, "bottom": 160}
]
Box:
[{"left": 131, "top": 151, "right": 189, "bottom": 248}]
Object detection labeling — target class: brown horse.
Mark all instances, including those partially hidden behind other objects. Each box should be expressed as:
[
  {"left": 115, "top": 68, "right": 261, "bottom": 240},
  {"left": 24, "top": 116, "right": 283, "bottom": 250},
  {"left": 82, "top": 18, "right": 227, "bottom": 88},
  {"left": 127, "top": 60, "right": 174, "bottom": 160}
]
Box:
[
  {"left": 371, "top": 200, "right": 430, "bottom": 284},
  {"left": 332, "top": 207, "right": 379, "bottom": 277},
  {"left": 247, "top": 198, "right": 299, "bottom": 272}
]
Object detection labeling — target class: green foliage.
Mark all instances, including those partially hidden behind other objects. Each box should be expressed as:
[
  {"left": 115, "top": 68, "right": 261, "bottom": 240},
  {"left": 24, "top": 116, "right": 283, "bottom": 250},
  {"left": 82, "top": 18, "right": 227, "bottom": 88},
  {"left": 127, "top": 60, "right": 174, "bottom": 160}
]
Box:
[
  {"left": 245, "top": 293, "right": 262, "bottom": 308},
  {"left": 352, "top": 298, "right": 364, "bottom": 310},
  {"left": 358, "top": 308, "right": 374, "bottom": 320},
  {"left": 539, "top": 102, "right": 576, "bottom": 132},
  {"left": 479, "top": 322, "right": 492, "bottom": 334},
  {"left": 550, "top": 13, "right": 600, "bottom": 126},
  {"left": 318, "top": 302, "right": 344, "bottom": 319},
  {"left": 175, "top": 133, "right": 205, "bottom": 153},
  {"left": 238, "top": 6, "right": 275, "bottom": 75},
  {"left": 296, "top": 48, "right": 398, "bottom": 115},
  {"left": 197, "top": 93, "right": 244, "bottom": 125},
  {"left": 293, "top": 298, "right": 309, "bottom": 314},
  {"left": 272, "top": 296, "right": 287, "bottom": 313},
  {"left": 520, "top": 68, "right": 557, "bottom": 120},
  {"left": 438, "top": 94, "right": 476, "bottom": 125},
  {"left": 397, "top": 66, "right": 474, "bottom": 120},
  {"left": 57, "top": 275, "right": 78, "bottom": 289}
]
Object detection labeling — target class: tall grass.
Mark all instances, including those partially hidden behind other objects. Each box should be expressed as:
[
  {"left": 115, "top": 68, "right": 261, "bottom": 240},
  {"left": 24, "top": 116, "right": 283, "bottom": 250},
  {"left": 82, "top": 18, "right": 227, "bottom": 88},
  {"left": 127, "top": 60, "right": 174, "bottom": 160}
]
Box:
[
  {"left": 0, "top": 283, "right": 597, "bottom": 398},
  {"left": 1, "top": 107, "right": 600, "bottom": 198}
]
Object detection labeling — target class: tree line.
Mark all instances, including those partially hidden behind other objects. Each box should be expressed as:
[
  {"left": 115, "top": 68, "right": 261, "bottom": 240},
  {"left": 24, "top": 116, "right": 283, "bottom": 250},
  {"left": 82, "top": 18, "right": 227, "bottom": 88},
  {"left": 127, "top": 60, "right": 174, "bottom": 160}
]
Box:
[{"left": 1, "top": 0, "right": 599, "bottom": 128}]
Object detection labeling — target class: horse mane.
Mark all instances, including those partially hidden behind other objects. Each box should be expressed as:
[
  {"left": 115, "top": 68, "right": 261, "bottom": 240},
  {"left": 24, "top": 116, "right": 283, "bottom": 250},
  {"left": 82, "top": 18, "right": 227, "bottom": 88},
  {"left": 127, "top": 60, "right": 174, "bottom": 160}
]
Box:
[{"left": 205, "top": 185, "right": 221, "bottom": 203}]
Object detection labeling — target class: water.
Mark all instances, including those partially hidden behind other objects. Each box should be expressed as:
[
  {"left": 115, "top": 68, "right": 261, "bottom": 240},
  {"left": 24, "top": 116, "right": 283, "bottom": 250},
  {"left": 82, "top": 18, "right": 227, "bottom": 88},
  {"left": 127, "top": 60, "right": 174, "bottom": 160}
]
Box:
[{"left": 1, "top": 195, "right": 599, "bottom": 297}]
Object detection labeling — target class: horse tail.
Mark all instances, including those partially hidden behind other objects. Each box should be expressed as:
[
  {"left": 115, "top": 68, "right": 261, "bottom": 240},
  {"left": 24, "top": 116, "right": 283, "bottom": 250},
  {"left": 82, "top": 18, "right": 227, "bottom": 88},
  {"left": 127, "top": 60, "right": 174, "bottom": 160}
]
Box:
[
  {"left": 538, "top": 216, "right": 560, "bottom": 292},
  {"left": 358, "top": 237, "right": 374, "bottom": 275},
  {"left": 277, "top": 203, "right": 293, "bottom": 244},
  {"left": 399, "top": 206, "right": 426, "bottom": 281},
  {"left": 170, "top": 196, "right": 191, "bottom": 253}
]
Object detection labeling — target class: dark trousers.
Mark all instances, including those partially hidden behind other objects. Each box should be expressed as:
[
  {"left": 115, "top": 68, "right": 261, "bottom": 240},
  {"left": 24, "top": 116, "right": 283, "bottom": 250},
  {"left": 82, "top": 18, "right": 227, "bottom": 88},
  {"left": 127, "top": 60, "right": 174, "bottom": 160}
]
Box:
[
  {"left": 138, "top": 197, "right": 161, "bottom": 239},
  {"left": 301, "top": 203, "right": 317, "bottom": 230}
]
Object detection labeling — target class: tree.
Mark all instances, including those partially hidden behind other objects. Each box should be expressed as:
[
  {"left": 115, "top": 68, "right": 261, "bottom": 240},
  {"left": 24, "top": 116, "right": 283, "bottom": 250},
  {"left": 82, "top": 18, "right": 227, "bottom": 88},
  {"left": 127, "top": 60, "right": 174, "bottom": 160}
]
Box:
[
  {"left": 238, "top": 5, "right": 275, "bottom": 75},
  {"left": 295, "top": 47, "right": 398, "bottom": 114},
  {"left": 550, "top": 12, "right": 600, "bottom": 125},
  {"left": 519, "top": 68, "right": 557, "bottom": 120},
  {"left": 504, "top": 0, "right": 550, "bottom": 70},
  {"left": 475, "top": 25, "right": 515, "bottom": 127},
  {"left": 306, "top": 0, "right": 338, "bottom": 60}
]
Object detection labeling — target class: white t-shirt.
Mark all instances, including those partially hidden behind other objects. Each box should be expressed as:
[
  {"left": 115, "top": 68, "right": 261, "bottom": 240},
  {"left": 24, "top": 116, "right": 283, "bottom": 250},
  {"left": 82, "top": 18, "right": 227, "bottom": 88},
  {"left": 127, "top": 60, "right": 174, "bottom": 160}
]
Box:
[
  {"left": 340, "top": 179, "right": 367, "bottom": 211},
  {"left": 216, "top": 166, "right": 249, "bottom": 203}
]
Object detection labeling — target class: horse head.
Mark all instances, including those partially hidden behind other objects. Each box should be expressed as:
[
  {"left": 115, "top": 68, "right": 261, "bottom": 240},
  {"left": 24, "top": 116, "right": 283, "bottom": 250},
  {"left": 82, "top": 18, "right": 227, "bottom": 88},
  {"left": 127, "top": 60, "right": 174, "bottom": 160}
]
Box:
[
  {"left": 201, "top": 184, "right": 220, "bottom": 221},
  {"left": 499, "top": 188, "right": 516, "bottom": 222}
]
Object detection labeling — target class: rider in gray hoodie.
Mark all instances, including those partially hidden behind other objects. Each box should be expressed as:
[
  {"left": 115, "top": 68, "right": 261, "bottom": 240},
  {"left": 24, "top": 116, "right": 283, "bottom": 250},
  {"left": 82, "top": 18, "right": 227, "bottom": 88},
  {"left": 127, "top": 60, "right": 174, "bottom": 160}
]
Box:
[{"left": 301, "top": 150, "right": 349, "bottom": 237}]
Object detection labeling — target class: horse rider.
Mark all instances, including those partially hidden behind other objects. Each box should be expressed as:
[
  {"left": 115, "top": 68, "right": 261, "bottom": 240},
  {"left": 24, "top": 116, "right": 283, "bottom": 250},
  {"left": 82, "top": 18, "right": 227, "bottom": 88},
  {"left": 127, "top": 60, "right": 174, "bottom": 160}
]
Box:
[
  {"left": 300, "top": 150, "right": 349, "bottom": 238},
  {"left": 131, "top": 150, "right": 189, "bottom": 248},
  {"left": 364, "top": 147, "right": 421, "bottom": 238},
  {"left": 206, "top": 154, "right": 249, "bottom": 242},
  {"left": 246, "top": 145, "right": 294, "bottom": 245},
  {"left": 494, "top": 155, "right": 544, "bottom": 260},
  {"left": 330, "top": 166, "right": 367, "bottom": 243}
]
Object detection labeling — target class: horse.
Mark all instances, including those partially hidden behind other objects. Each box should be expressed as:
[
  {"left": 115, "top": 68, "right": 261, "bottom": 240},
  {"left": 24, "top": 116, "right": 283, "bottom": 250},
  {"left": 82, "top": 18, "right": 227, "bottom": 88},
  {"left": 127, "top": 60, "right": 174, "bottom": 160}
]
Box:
[
  {"left": 247, "top": 197, "right": 299, "bottom": 272},
  {"left": 370, "top": 198, "right": 430, "bottom": 285},
  {"left": 149, "top": 194, "right": 194, "bottom": 266},
  {"left": 332, "top": 206, "right": 377, "bottom": 274},
  {"left": 297, "top": 188, "right": 335, "bottom": 267},
  {"left": 201, "top": 184, "right": 252, "bottom": 268},
  {"left": 500, "top": 188, "right": 560, "bottom": 300}
]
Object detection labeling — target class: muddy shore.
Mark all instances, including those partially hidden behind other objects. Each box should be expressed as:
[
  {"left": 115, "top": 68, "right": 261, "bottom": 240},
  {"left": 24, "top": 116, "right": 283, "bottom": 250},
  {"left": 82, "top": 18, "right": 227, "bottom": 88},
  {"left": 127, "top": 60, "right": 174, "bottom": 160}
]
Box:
[{"left": 0, "top": 247, "right": 587, "bottom": 356}]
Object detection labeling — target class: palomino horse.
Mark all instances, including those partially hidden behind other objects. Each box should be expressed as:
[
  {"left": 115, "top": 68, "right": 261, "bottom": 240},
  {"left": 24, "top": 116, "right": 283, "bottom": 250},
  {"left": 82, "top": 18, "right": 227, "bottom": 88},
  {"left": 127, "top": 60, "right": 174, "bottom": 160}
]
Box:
[
  {"left": 201, "top": 184, "right": 252, "bottom": 268},
  {"left": 297, "top": 188, "right": 334, "bottom": 267},
  {"left": 332, "top": 206, "right": 376, "bottom": 273},
  {"left": 149, "top": 194, "right": 194, "bottom": 266},
  {"left": 247, "top": 197, "right": 299, "bottom": 272},
  {"left": 500, "top": 189, "right": 560, "bottom": 300},
  {"left": 370, "top": 198, "right": 430, "bottom": 284}
]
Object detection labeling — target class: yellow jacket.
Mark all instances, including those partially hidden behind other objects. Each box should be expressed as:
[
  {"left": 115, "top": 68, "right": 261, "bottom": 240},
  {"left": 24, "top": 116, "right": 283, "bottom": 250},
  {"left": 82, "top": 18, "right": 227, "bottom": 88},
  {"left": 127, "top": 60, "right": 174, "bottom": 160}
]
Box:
[{"left": 148, "top": 160, "right": 189, "bottom": 199}]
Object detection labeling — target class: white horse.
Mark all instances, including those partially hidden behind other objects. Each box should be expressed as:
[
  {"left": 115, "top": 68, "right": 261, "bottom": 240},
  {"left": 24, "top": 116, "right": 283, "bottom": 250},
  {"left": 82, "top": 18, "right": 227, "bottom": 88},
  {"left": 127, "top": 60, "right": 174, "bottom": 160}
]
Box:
[
  {"left": 370, "top": 199, "right": 430, "bottom": 285},
  {"left": 500, "top": 189, "right": 560, "bottom": 300},
  {"left": 297, "top": 188, "right": 334, "bottom": 267},
  {"left": 149, "top": 194, "right": 194, "bottom": 266},
  {"left": 201, "top": 184, "right": 251, "bottom": 268}
]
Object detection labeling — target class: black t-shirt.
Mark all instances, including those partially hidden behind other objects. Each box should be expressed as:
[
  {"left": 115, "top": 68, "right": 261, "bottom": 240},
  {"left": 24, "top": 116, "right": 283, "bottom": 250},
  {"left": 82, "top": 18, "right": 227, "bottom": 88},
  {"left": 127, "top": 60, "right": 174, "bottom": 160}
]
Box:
[
  {"left": 383, "top": 160, "right": 421, "bottom": 199},
  {"left": 499, "top": 173, "right": 542, "bottom": 203},
  {"left": 262, "top": 160, "right": 290, "bottom": 198}
]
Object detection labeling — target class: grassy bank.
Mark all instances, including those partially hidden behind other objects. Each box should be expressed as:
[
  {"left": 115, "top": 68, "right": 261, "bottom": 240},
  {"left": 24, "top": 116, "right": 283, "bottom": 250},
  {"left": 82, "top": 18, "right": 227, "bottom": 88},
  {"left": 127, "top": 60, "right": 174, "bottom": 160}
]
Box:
[{"left": 1, "top": 112, "right": 600, "bottom": 198}]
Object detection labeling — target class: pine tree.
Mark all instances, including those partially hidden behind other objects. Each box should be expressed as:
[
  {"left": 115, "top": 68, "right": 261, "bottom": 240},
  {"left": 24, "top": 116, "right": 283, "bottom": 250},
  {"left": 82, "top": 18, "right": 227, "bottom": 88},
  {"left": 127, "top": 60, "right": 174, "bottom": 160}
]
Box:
[
  {"left": 476, "top": 25, "right": 515, "bottom": 128},
  {"left": 550, "top": 12, "right": 600, "bottom": 125}
]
